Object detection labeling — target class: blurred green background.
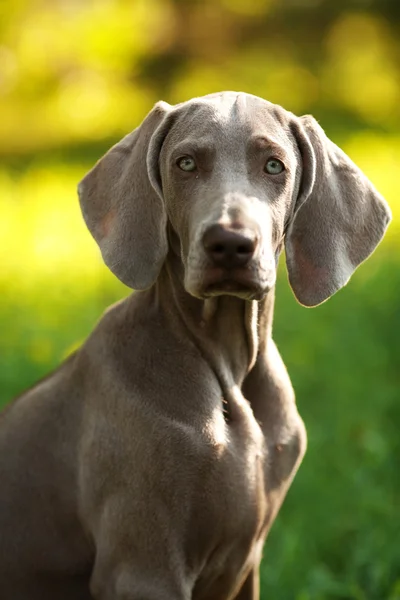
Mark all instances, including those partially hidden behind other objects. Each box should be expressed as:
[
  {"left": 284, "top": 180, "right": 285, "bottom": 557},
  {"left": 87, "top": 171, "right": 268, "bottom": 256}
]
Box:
[{"left": 0, "top": 0, "right": 399, "bottom": 598}]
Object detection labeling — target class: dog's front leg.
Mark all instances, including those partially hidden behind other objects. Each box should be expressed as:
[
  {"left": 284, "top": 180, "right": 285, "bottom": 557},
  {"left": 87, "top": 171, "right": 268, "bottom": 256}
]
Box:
[
  {"left": 232, "top": 567, "right": 260, "bottom": 600},
  {"left": 89, "top": 550, "right": 190, "bottom": 600},
  {"left": 85, "top": 495, "right": 191, "bottom": 600}
]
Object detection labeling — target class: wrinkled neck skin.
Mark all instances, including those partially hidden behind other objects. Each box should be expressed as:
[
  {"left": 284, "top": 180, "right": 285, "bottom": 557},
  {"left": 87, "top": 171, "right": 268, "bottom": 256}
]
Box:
[{"left": 153, "top": 245, "right": 275, "bottom": 418}]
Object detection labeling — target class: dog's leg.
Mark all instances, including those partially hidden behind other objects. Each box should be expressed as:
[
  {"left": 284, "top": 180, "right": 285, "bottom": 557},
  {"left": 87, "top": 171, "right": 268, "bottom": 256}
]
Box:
[
  {"left": 90, "top": 564, "right": 190, "bottom": 600},
  {"left": 88, "top": 520, "right": 191, "bottom": 600},
  {"left": 232, "top": 568, "right": 259, "bottom": 600}
]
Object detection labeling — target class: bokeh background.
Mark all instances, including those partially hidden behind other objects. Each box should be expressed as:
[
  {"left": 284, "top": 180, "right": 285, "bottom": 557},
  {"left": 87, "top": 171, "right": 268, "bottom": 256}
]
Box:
[{"left": 1, "top": 0, "right": 399, "bottom": 598}]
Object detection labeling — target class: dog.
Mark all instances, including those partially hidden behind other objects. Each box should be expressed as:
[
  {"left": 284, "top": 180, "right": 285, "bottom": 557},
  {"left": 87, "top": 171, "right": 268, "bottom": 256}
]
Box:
[{"left": 0, "top": 92, "right": 391, "bottom": 600}]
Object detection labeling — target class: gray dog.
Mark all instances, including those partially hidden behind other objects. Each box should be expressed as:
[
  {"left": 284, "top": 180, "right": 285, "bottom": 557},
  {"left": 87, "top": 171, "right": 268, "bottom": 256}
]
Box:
[{"left": 0, "top": 92, "right": 391, "bottom": 600}]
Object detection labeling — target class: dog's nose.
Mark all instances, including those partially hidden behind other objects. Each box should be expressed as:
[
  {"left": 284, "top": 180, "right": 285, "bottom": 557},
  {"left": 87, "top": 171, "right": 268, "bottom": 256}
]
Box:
[{"left": 203, "top": 224, "right": 257, "bottom": 268}]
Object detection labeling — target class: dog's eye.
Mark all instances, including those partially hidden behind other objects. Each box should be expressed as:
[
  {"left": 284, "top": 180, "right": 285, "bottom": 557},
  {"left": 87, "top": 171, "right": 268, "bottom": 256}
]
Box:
[
  {"left": 177, "top": 156, "right": 197, "bottom": 172},
  {"left": 264, "top": 158, "right": 285, "bottom": 175}
]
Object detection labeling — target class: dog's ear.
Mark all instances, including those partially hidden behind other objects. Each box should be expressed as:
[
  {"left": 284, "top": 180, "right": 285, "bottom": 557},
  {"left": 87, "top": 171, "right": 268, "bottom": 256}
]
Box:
[
  {"left": 78, "top": 101, "right": 173, "bottom": 289},
  {"left": 285, "top": 116, "right": 391, "bottom": 307}
]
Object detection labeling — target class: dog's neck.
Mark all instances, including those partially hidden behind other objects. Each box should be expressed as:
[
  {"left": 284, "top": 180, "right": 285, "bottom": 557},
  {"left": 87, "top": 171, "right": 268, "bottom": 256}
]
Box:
[{"left": 154, "top": 251, "right": 275, "bottom": 396}]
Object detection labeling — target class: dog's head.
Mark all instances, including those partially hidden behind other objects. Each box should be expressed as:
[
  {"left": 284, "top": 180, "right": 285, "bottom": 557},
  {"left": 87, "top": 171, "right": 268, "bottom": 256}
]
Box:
[{"left": 78, "top": 92, "right": 391, "bottom": 307}]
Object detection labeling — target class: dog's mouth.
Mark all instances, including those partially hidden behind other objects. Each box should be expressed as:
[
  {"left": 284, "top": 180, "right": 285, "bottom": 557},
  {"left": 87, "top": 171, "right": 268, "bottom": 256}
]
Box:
[{"left": 199, "top": 267, "right": 270, "bottom": 300}]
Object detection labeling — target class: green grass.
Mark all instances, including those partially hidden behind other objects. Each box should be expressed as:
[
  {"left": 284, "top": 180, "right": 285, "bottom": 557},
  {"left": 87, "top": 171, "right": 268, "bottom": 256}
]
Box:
[
  {"left": 1, "top": 250, "right": 399, "bottom": 599},
  {"left": 263, "top": 254, "right": 400, "bottom": 599}
]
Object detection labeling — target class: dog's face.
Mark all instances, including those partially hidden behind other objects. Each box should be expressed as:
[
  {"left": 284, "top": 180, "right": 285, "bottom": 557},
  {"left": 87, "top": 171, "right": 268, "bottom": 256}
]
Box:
[
  {"left": 78, "top": 92, "right": 391, "bottom": 307},
  {"left": 158, "top": 94, "right": 301, "bottom": 300}
]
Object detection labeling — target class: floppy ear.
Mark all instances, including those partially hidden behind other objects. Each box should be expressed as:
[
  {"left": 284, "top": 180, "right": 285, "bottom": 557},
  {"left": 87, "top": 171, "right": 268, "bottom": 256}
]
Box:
[
  {"left": 78, "top": 101, "right": 173, "bottom": 289},
  {"left": 285, "top": 116, "right": 391, "bottom": 307}
]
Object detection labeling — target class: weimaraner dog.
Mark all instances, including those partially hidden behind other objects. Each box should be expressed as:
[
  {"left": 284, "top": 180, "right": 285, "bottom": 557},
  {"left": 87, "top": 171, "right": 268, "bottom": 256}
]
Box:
[{"left": 0, "top": 92, "right": 391, "bottom": 600}]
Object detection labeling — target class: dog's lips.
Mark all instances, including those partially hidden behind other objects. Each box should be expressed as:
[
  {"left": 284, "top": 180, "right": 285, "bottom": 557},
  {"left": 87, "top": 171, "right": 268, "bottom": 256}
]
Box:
[{"left": 200, "top": 267, "right": 268, "bottom": 299}]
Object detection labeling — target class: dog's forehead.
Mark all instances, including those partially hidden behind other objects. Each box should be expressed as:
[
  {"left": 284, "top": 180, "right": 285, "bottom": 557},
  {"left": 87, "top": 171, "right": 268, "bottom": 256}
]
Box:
[{"left": 169, "top": 92, "right": 293, "bottom": 146}]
